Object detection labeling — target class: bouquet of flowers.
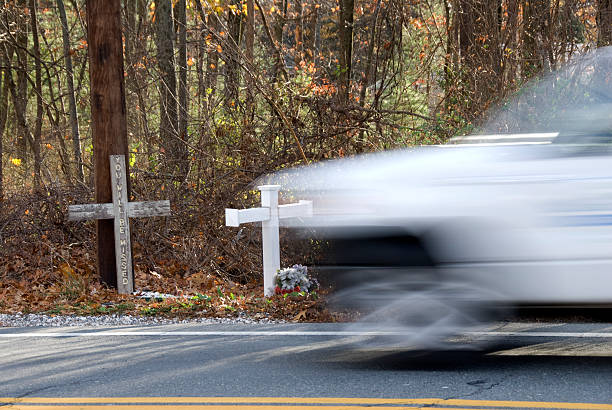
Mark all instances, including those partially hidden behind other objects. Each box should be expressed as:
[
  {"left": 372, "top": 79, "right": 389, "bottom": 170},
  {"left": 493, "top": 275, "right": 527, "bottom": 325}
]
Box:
[{"left": 274, "top": 264, "right": 317, "bottom": 295}]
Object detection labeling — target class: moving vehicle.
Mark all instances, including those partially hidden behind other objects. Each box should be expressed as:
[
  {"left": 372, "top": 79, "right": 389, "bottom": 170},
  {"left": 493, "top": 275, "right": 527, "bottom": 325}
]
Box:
[{"left": 270, "top": 47, "right": 612, "bottom": 346}]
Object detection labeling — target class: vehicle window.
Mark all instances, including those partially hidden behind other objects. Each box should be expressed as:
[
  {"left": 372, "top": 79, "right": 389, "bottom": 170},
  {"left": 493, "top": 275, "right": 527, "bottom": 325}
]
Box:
[{"left": 481, "top": 48, "right": 612, "bottom": 153}]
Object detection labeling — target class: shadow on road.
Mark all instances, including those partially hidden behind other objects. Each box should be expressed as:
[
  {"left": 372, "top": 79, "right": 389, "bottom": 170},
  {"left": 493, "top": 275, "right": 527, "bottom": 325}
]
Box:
[{"left": 318, "top": 340, "right": 612, "bottom": 371}]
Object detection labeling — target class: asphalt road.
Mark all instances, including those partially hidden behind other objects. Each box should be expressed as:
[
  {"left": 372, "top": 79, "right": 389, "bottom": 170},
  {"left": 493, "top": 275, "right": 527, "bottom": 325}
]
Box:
[{"left": 1, "top": 322, "right": 612, "bottom": 409}]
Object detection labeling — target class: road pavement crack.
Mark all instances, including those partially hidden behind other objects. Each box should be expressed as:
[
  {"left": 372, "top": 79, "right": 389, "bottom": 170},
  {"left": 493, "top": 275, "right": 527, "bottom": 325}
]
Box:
[
  {"left": 416, "top": 375, "right": 510, "bottom": 407},
  {"left": 467, "top": 376, "right": 507, "bottom": 396}
]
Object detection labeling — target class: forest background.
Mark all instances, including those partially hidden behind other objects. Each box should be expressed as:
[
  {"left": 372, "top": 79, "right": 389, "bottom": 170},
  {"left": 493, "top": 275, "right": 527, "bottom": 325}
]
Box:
[{"left": 0, "top": 0, "right": 611, "bottom": 314}]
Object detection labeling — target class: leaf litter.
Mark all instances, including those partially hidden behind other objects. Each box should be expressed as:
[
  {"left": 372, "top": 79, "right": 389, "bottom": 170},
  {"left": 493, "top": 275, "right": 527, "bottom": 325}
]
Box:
[{"left": 0, "top": 239, "right": 344, "bottom": 324}]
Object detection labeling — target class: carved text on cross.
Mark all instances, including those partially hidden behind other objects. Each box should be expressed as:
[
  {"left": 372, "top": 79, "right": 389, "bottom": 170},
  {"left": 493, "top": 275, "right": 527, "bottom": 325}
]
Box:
[{"left": 68, "top": 155, "right": 170, "bottom": 294}]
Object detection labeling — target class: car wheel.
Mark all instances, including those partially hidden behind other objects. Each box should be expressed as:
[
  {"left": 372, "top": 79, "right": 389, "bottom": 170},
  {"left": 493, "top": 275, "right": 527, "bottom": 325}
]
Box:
[{"left": 326, "top": 233, "right": 505, "bottom": 350}]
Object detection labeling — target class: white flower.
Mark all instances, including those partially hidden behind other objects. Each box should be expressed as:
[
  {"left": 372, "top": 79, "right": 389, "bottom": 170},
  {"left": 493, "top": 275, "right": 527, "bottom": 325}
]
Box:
[{"left": 275, "top": 264, "right": 315, "bottom": 292}]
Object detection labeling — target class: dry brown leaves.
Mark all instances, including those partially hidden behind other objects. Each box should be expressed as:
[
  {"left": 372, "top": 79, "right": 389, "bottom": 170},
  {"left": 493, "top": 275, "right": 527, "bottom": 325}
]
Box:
[{"left": 0, "top": 237, "right": 343, "bottom": 322}]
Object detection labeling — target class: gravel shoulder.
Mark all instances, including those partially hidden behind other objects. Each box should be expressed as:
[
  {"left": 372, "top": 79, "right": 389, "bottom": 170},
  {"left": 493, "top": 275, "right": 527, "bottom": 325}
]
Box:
[{"left": 0, "top": 312, "right": 285, "bottom": 327}]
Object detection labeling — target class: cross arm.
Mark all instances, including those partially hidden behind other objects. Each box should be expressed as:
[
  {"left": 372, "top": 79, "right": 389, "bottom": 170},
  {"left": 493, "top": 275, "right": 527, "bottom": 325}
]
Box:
[
  {"left": 278, "top": 200, "right": 313, "bottom": 219},
  {"left": 68, "top": 200, "right": 171, "bottom": 221},
  {"left": 68, "top": 203, "right": 115, "bottom": 221},
  {"left": 225, "top": 207, "right": 270, "bottom": 227},
  {"left": 128, "top": 200, "right": 171, "bottom": 218}
]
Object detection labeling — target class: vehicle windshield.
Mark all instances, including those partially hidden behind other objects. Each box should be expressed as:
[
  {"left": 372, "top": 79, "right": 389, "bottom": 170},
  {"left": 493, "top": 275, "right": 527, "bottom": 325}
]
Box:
[{"left": 482, "top": 46, "right": 612, "bottom": 145}]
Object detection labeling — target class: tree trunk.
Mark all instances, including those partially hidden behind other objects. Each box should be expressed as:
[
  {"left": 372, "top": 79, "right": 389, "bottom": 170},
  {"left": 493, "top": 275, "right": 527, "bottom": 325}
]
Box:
[
  {"left": 272, "top": 0, "right": 287, "bottom": 82},
  {"left": 7, "top": 65, "right": 37, "bottom": 189},
  {"left": 502, "top": 0, "right": 520, "bottom": 86},
  {"left": 123, "top": 0, "right": 137, "bottom": 150},
  {"left": 193, "top": 0, "right": 220, "bottom": 115},
  {"left": 29, "top": 0, "right": 42, "bottom": 191},
  {"left": 294, "top": 0, "right": 303, "bottom": 67},
  {"left": 338, "top": 0, "right": 354, "bottom": 103},
  {"left": 154, "top": 0, "right": 181, "bottom": 176},
  {"left": 176, "top": 0, "right": 189, "bottom": 181},
  {"left": 597, "top": 0, "right": 612, "bottom": 46},
  {"left": 125, "top": 0, "right": 152, "bottom": 169},
  {"left": 57, "top": 0, "right": 84, "bottom": 182},
  {"left": 359, "top": 0, "right": 380, "bottom": 107},
  {"left": 225, "top": 0, "right": 243, "bottom": 107},
  {"left": 5, "top": 20, "right": 37, "bottom": 186},
  {"left": 242, "top": 0, "right": 255, "bottom": 167},
  {"left": 522, "top": 0, "right": 551, "bottom": 77},
  {"left": 0, "top": 48, "right": 9, "bottom": 201},
  {"left": 86, "top": 0, "right": 130, "bottom": 289},
  {"left": 16, "top": 0, "right": 28, "bottom": 164},
  {"left": 453, "top": 0, "right": 503, "bottom": 117},
  {"left": 39, "top": 25, "right": 73, "bottom": 183},
  {"left": 245, "top": 0, "right": 254, "bottom": 114},
  {"left": 204, "top": 13, "right": 220, "bottom": 112},
  {"left": 304, "top": 3, "right": 318, "bottom": 61}
]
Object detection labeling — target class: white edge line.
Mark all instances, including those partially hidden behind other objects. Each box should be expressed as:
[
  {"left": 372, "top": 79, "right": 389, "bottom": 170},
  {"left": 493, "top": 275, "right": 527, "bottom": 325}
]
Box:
[{"left": 0, "top": 331, "right": 611, "bottom": 338}]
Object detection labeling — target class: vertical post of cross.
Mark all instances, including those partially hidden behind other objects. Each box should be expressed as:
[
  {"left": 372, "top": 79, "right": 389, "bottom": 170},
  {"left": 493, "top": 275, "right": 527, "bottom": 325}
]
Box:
[
  {"left": 225, "top": 185, "right": 312, "bottom": 296},
  {"left": 260, "top": 185, "right": 281, "bottom": 296},
  {"left": 110, "top": 155, "right": 133, "bottom": 293}
]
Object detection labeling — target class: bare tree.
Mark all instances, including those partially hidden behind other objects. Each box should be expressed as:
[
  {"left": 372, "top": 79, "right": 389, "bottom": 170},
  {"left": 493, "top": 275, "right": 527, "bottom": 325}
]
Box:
[
  {"left": 452, "top": 0, "right": 503, "bottom": 117},
  {"left": 271, "top": 0, "right": 287, "bottom": 82},
  {"left": 338, "top": 0, "right": 354, "bottom": 103},
  {"left": 57, "top": 0, "right": 84, "bottom": 182},
  {"left": 193, "top": 0, "right": 220, "bottom": 117},
  {"left": 225, "top": 0, "right": 243, "bottom": 107},
  {"left": 294, "top": 0, "right": 303, "bottom": 67},
  {"left": 597, "top": 0, "right": 612, "bottom": 46},
  {"left": 359, "top": 0, "right": 381, "bottom": 107},
  {"left": 15, "top": 0, "right": 28, "bottom": 163},
  {"left": 0, "top": 48, "right": 9, "bottom": 201},
  {"left": 522, "top": 0, "right": 551, "bottom": 76},
  {"left": 177, "top": 0, "right": 188, "bottom": 170},
  {"left": 6, "top": 62, "right": 37, "bottom": 190},
  {"left": 154, "top": 0, "right": 182, "bottom": 177},
  {"left": 29, "top": 0, "right": 42, "bottom": 191},
  {"left": 39, "top": 21, "right": 74, "bottom": 183},
  {"left": 204, "top": 13, "right": 220, "bottom": 113},
  {"left": 245, "top": 0, "right": 254, "bottom": 98}
]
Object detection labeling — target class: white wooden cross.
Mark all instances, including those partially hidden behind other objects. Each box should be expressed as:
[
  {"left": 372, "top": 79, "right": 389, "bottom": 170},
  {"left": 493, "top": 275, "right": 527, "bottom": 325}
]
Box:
[
  {"left": 225, "top": 185, "right": 313, "bottom": 296},
  {"left": 68, "top": 155, "right": 170, "bottom": 294}
]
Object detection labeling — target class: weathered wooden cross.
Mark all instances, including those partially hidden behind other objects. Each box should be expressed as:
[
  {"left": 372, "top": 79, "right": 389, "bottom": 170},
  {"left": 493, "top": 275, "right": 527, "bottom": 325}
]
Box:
[
  {"left": 225, "top": 185, "right": 313, "bottom": 296},
  {"left": 68, "top": 155, "right": 170, "bottom": 294}
]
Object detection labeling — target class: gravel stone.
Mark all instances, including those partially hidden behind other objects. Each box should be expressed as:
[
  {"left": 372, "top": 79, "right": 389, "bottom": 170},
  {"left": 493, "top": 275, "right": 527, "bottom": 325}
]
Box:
[{"left": 0, "top": 313, "right": 285, "bottom": 328}]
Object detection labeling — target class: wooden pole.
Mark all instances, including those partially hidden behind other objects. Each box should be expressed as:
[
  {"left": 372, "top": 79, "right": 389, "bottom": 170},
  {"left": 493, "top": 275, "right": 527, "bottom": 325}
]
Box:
[{"left": 86, "top": 0, "right": 130, "bottom": 289}]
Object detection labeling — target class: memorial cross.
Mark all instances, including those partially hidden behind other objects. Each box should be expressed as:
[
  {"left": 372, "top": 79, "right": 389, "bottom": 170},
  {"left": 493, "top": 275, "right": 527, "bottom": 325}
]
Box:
[
  {"left": 68, "top": 155, "right": 170, "bottom": 294},
  {"left": 225, "top": 185, "right": 313, "bottom": 296}
]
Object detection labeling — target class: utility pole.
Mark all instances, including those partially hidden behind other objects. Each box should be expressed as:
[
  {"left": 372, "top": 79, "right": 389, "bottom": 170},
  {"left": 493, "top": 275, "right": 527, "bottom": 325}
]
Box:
[{"left": 86, "top": 0, "right": 130, "bottom": 289}]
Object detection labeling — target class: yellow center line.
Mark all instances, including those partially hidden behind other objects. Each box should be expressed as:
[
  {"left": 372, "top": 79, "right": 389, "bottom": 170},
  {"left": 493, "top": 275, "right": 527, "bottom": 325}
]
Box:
[
  {"left": 0, "top": 406, "right": 501, "bottom": 410},
  {"left": 0, "top": 406, "right": 481, "bottom": 410},
  {"left": 0, "top": 406, "right": 609, "bottom": 410},
  {"left": 0, "top": 398, "right": 611, "bottom": 409},
  {"left": 0, "top": 407, "right": 529, "bottom": 410}
]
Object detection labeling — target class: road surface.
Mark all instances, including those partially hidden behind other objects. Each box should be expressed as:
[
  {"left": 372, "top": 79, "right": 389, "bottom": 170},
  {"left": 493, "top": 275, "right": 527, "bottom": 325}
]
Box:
[{"left": 1, "top": 322, "right": 611, "bottom": 409}]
